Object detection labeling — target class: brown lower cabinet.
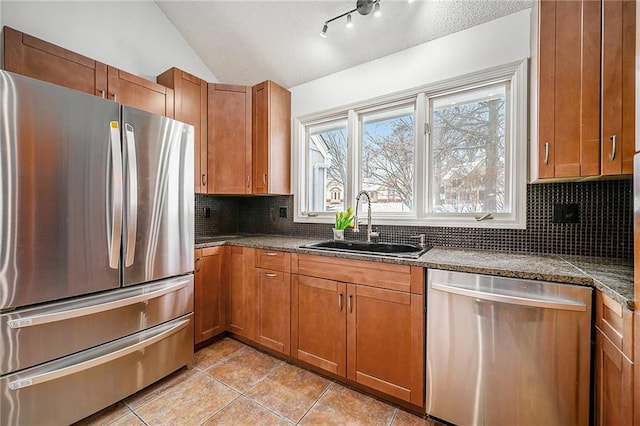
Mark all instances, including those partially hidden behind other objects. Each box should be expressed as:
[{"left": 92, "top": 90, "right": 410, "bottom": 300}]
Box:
[
  {"left": 593, "top": 290, "right": 634, "bottom": 425},
  {"left": 594, "top": 328, "right": 633, "bottom": 425},
  {"left": 255, "top": 267, "right": 291, "bottom": 355},
  {"left": 226, "top": 246, "right": 255, "bottom": 338},
  {"left": 194, "top": 247, "right": 225, "bottom": 344},
  {"left": 291, "top": 254, "right": 424, "bottom": 408},
  {"left": 195, "top": 246, "right": 424, "bottom": 408}
]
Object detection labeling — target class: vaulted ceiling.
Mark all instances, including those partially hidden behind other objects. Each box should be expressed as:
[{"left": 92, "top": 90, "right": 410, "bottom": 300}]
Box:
[{"left": 156, "top": 0, "right": 531, "bottom": 89}]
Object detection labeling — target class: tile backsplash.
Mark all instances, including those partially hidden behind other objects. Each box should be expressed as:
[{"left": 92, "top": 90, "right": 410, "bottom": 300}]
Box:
[{"left": 196, "top": 179, "right": 633, "bottom": 259}]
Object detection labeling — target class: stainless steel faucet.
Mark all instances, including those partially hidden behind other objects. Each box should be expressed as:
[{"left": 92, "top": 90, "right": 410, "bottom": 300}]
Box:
[{"left": 353, "top": 190, "right": 379, "bottom": 242}]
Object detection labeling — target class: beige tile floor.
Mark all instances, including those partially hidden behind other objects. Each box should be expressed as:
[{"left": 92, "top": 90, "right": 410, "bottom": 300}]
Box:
[{"left": 76, "top": 337, "right": 443, "bottom": 426}]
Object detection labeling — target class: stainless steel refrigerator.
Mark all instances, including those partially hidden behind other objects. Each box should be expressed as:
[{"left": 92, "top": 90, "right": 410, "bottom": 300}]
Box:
[{"left": 0, "top": 70, "right": 195, "bottom": 425}]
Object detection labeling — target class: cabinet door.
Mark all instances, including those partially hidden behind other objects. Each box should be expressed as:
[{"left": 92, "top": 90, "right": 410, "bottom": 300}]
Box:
[
  {"left": 207, "top": 84, "right": 252, "bottom": 194},
  {"left": 347, "top": 284, "right": 424, "bottom": 406},
  {"left": 107, "top": 67, "right": 174, "bottom": 117},
  {"left": 194, "top": 247, "right": 225, "bottom": 344},
  {"left": 292, "top": 275, "right": 346, "bottom": 376},
  {"left": 594, "top": 328, "right": 633, "bottom": 425},
  {"left": 226, "top": 247, "right": 255, "bottom": 338},
  {"left": 2, "top": 26, "right": 107, "bottom": 97},
  {"left": 252, "top": 81, "right": 291, "bottom": 195},
  {"left": 256, "top": 268, "right": 291, "bottom": 355},
  {"left": 534, "top": 0, "right": 600, "bottom": 179},
  {"left": 157, "top": 68, "right": 208, "bottom": 193},
  {"left": 601, "top": 0, "right": 635, "bottom": 175}
]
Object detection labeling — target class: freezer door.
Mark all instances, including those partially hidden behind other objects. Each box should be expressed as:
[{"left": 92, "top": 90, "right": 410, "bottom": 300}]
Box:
[
  {"left": 121, "top": 106, "right": 194, "bottom": 286},
  {"left": 0, "top": 314, "right": 193, "bottom": 426},
  {"left": 0, "top": 71, "right": 121, "bottom": 310},
  {"left": 0, "top": 275, "right": 193, "bottom": 375}
]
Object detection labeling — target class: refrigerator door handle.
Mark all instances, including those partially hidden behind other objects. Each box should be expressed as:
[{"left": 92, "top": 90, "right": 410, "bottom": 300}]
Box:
[
  {"left": 107, "top": 122, "right": 123, "bottom": 269},
  {"left": 7, "top": 278, "right": 190, "bottom": 329},
  {"left": 124, "top": 123, "right": 138, "bottom": 267},
  {"left": 7, "top": 318, "right": 190, "bottom": 390}
]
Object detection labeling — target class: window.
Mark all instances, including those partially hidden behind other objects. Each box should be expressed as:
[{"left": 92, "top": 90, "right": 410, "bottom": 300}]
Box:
[
  {"left": 305, "top": 119, "right": 347, "bottom": 212},
  {"left": 360, "top": 105, "right": 415, "bottom": 213},
  {"left": 429, "top": 83, "right": 508, "bottom": 215},
  {"left": 294, "top": 60, "right": 527, "bottom": 228}
]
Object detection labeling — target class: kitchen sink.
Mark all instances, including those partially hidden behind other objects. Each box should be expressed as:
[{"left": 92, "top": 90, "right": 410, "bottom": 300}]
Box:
[{"left": 300, "top": 240, "right": 432, "bottom": 259}]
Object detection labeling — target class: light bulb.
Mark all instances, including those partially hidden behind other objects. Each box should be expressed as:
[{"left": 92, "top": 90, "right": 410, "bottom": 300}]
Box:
[
  {"left": 346, "top": 14, "right": 353, "bottom": 28},
  {"left": 320, "top": 23, "right": 328, "bottom": 37},
  {"left": 374, "top": 2, "right": 381, "bottom": 17}
]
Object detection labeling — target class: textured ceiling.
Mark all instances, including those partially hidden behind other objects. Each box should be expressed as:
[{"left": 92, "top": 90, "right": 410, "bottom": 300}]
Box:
[{"left": 156, "top": 0, "right": 531, "bottom": 88}]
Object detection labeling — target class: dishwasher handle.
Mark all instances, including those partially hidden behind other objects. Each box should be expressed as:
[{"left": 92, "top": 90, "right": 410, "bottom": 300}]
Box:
[{"left": 430, "top": 282, "right": 587, "bottom": 312}]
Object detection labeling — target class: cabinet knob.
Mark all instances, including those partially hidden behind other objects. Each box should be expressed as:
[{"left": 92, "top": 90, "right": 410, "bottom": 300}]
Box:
[{"left": 609, "top": 135, "right": 617, "bottom": 161}]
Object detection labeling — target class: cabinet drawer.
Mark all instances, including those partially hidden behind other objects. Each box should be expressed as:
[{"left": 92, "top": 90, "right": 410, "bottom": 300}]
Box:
[
  {"left": 595, "top": 290, "right": 633, "bottom": 360},
  {"left": 292, "top": 254, "right": 423, "bottom": 294},
  {"left": 256, "top": 249, "right": 290, "bottom": 272}
]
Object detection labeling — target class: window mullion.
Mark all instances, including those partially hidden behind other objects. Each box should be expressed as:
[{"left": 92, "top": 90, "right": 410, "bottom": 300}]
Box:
[
  {"left": 347, "top": 109, "right": 358, "bottom": 210},
  {"left": 415, "top": 93, "right": 427, "bottom": 219}
]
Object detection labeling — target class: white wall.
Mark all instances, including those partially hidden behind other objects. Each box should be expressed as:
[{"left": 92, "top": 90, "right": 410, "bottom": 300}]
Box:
[
  {"left": 290, "top": 9, "right": 530, "bottom": 118},
  {"left": 2, "top": 1, "right": 217, "bottom": 82}
]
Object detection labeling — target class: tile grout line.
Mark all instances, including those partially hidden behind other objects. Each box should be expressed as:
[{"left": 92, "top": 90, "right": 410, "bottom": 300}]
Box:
[
  {"left": 129, "top": 408, "right": 150, "bottom": 426},
  {"left": 388, "top": 407, "right": 399, "bottom": 426},
  {"left": 295, "top": 380, "right": 336, "bottom": 425},
  {"left": 195, "top": 391, "right": 243, "bottom": 426}
]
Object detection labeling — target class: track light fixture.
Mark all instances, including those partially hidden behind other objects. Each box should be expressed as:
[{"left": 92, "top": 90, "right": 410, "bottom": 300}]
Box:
[{"left": 320, "top": 0, "right": 381, "bottom": 37}]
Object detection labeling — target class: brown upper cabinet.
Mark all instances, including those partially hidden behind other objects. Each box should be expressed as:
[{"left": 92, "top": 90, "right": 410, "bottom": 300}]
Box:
[
  {"left": 207, "top": 83, "right": 253, "bottom": 194},
  {"left": 2, "top": 26, "right": 174, "bottom": 118},
  {"left": 600, "top": 0, "right": 635, "bottom": 175},
  {"left": 530, "top": 0, "right": 635, "bottom": 181},
  {"left": 252, "top": 80, "right": 291, "bottom": 195},
  {"left": 157, "top": 68, "right": 208, "bottom": 193},
  {"left": 107, "top": 67, "right": 174, "bottom": 118},
  {"left": 2, "top": 26, "right": 107, "bottom": 97},
  {"left": 206, "top": 80, "right": 292, "bottom": 195}
]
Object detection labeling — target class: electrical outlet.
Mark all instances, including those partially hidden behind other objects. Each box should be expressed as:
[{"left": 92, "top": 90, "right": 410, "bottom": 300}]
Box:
[
  {"left": 552, "top": 203, "right": 579, "bottom": 223},
  {"left": 279, "top": 207, "right": 287, "bottom": 218}
]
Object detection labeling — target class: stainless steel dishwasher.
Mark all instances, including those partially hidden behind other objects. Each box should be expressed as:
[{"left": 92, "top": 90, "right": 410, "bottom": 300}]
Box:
[{"left": 426, "top": 269, "right": 592, "bottom": 426}]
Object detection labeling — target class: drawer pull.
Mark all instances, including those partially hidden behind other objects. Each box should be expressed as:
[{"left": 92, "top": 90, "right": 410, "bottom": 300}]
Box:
[
  {"left": 263, "top": 252, "right": 278, "bottom": 257},
  {"left": 7, "top": 318, "right": 190, "bottom": 390},
  {"left": 339, "top": 293, "right": 343, "bottom": 311},
  {"left": 7, "top": 279, "right": 190, "bottom": 328},
  {"left": 263, "top": 273, "right": 278, "bottom": 278},
  {"left": 348, "top": 295, "right": 353, "bottom": 313}
]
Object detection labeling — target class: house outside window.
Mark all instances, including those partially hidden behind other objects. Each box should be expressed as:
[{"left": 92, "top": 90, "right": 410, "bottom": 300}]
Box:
[{"left": 294, "top": 60, "right": 527, "bottom": 228}]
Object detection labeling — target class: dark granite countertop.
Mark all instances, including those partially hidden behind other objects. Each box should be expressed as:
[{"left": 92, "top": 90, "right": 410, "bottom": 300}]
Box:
[{"left": 195, "top": 234, "right": 635, "bottom": 310}]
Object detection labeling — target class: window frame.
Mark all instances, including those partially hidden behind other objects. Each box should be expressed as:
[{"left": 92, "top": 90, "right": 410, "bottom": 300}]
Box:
[{"left": 293, "top": 59, "right": 528, "bottom": 229}]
